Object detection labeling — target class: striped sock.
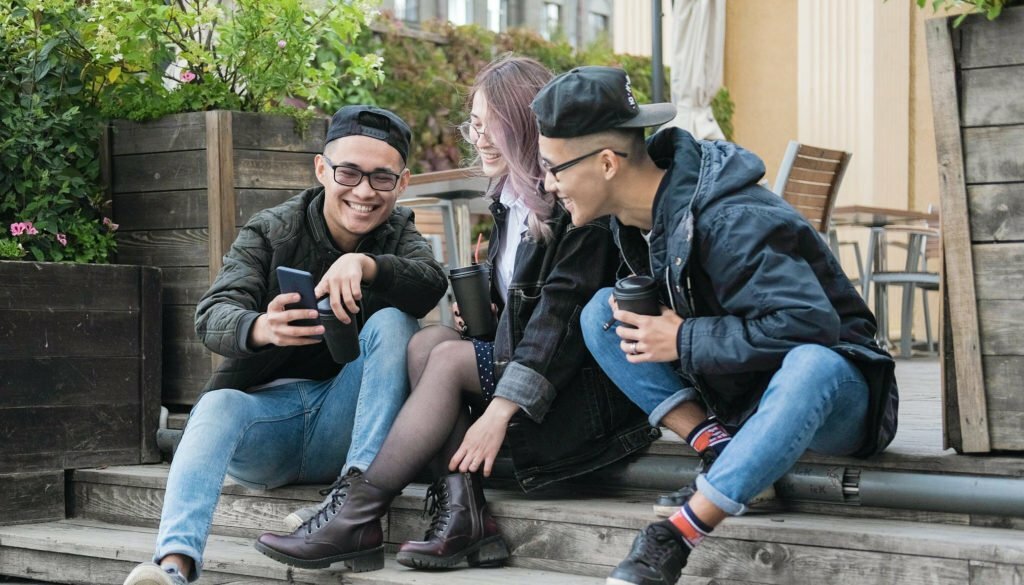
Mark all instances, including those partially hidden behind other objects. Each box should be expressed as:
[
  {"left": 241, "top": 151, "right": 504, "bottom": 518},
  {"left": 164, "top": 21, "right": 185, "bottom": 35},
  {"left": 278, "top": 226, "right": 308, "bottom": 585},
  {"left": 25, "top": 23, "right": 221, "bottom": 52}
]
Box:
[
  {"left": 686, "top": 417, "right": 731, "bottom": 458},
  {"left": 665, "top": 502, "right": 713, "bottom": 549}
]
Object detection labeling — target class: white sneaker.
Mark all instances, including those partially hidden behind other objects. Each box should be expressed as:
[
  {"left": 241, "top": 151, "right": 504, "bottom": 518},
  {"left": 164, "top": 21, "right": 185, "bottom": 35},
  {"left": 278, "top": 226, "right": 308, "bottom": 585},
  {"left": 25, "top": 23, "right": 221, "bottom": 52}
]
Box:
[{"left": 123, "top": 562, "right": 188, "bottom": 585}]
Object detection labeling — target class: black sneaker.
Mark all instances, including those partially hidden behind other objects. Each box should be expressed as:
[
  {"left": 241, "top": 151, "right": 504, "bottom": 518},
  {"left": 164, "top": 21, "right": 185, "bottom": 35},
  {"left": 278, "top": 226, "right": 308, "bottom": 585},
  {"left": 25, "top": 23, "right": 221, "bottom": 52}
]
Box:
[{"left": 606, "top": 522, "right": 690, "bottom": 585}]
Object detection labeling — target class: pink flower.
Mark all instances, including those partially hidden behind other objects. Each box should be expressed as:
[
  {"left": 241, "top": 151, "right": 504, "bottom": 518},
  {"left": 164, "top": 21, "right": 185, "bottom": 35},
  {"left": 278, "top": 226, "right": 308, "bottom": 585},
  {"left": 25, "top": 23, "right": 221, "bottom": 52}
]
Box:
[
  {"left": 181, "top": 70, "right": 197, "bottom": 83},
  {"left": 25, "top": 221, "right": 38, "bottom": 236},
  {"left": 10, "top": 222, "right": 27, "bottom": 236},
  {"left": 56, "top": 233, "right": 67, "bottom": 247},
  {"left": 277, "top": 39, "right": 287, "bottom": 48},
  {"left": 103, "top": 217, "right": 119, "bottom": 232}
]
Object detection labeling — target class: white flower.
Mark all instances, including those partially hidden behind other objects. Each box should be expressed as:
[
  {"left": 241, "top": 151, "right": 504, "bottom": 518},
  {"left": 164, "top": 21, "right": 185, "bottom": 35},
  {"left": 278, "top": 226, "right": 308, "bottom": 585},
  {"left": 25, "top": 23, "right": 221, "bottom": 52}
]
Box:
[{"left": 112, "top": 53, "right": 123, "bottom": 62}]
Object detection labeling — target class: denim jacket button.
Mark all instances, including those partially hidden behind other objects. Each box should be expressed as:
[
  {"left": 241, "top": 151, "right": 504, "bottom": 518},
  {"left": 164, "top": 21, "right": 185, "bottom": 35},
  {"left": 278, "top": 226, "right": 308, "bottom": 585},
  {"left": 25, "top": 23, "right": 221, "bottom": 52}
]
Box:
[{"left": 675, "top": 257, "right": 682, "bottom": 266}]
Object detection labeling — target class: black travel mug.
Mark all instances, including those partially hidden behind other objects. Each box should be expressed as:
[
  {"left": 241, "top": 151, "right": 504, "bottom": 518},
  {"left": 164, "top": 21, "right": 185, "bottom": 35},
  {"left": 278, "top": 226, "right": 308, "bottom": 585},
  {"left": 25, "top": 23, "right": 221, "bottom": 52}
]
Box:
[
  {"left": 317, "top": 297, "right": 361, "bottom": 364},
  {"left": 449, "top": 263, "right": 497, "bottom": 339},
  {"left": 613, "top": 275, "right": 661, "bottom": 328}
]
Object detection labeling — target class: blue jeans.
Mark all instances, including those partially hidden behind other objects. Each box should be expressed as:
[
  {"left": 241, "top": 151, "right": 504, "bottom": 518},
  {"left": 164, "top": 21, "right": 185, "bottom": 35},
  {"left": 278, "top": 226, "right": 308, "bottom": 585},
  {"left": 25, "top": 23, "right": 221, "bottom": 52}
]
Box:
[
  {"left": 154, "top": 308, "right": 418, "bottom": 580},
  {"left": 581, "top": 287, "right": 868, "bottom": 516}
]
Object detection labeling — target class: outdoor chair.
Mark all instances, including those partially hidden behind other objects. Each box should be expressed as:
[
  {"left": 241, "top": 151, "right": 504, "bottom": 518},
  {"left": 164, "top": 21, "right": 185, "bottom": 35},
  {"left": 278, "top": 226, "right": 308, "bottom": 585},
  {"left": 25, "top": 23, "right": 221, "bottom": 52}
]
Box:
[
  {"left": 867, "top": 224, "right": 940, "bottom": 358},
  {"left": 771, "top": 141, "right": 855, "bottom": 275}
]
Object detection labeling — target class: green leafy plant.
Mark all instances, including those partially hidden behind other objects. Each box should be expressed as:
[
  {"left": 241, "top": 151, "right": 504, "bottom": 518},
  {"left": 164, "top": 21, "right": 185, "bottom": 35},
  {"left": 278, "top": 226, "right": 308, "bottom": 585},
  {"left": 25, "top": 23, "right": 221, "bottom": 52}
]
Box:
[
  {"left": 68, "top": 0, "right": 383, "bottom": 121},
  {"left": 915, "top": 0, "right": 1015, "bottom": 26},
  {"left": 1, "top": 4, "right": 117, "bottom": 263},
  {"left": 711, "top": 87, "right": 735, "bottom": 142}
]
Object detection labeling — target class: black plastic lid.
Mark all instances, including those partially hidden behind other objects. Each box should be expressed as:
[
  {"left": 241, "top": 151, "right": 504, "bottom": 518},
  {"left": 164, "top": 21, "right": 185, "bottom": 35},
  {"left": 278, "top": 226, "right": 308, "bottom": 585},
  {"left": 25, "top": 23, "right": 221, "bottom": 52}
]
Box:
[{"left": 613, "top": 275, "right": 658, "bottom": 300}]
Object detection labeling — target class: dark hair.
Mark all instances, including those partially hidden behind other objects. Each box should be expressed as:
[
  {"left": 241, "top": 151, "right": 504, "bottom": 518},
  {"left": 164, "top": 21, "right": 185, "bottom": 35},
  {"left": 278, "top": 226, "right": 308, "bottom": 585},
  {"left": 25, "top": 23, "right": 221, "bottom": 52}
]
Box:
[{"left": 467, "top": 54, "right": 555, "bottom": 242}]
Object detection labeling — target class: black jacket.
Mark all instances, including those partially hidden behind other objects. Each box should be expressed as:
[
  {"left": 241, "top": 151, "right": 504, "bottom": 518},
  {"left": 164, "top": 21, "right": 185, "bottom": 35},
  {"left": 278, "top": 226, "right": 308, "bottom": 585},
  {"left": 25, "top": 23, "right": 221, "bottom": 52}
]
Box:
[
  {"left": 195, "top": 186, "right": 447, "bottom": 392},
  {"left": 612, "top": 128, "right": 898, "bottom": 457},
  {"left": 485, "top": 187, "right": 655, "bottom": 491}
]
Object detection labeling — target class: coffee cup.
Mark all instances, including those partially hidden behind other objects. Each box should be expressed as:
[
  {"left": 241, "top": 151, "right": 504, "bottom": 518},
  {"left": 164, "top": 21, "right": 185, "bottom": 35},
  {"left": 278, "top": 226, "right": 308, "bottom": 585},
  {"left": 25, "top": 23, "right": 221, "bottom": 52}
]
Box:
[
  {"left": 613, "top": 276, "right": 661, "bottom": 328},
  {"left": 449, "top": 263, "right": 497, "bottom": 339},
  {"left": 317, "top": 298, "right": 361, "bottom": 364}
]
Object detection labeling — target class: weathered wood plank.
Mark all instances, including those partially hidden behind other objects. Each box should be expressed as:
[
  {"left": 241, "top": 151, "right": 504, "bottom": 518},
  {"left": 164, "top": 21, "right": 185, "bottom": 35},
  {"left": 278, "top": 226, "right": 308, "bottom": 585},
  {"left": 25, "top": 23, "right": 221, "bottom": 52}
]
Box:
[
  {"left": 971, "top": 560, "right": 1024, "bottom": 584},
  {"left": 0, "top": 405, "right": 140, "bottom": 473},
  {"left": 207, "top": 110, "right": 237, "bottom": 285},
  {"left": 0, "top": 261, "right": 141, "bottom": 310},
  {"left": 968, "top": 184, "right": 1024, "bottom": 242},
  {"left": 112, "top": 190, "right": 208, "bottom": 230},
  {"left": 942, "top": 263, "right": 962, "bottom": 451},
  {"left": 989, "top": 410, "right": 1024, "bottom": 451},
  {"left": 0, "top": 357, "right": 139, "bottom": 408},
  {"left": 110, "top": 112, "right": 206, "bottom": 155},
  {"left": 926, "top": 16, "right": 991, "bottom": 452},
  {"left": 230, "top": 112, "right": 327, "bottom": 153},
  {"left": 235, "top": 189, "right": 303, "bottom": 226},
  {"left": 978, "top": 300, "right": 1024, "bottom": 354},
  {"left": 961, "top": 65, "right": 1024, "bottom": 127},
  {"left": 233, "top": 149, "right": 318, "bottom": 190},
  {"left": 161, "top": 267, "right": 210, "bottom": 305},
  {"left": 963, "top": 126, "right": 1024, "bottom": 184},
  {"left": 957, "top": 5, "right": 1024, "bottom": 69},
  {"left": 973, "top": 243, "right": 1024, "bottom": 300},
  {"left": 111, "top": 150, "right": 207, "bottom": 193},
  {"left": 139, "top": 265, "right": 162, "bottom": 464},
  {"left": 688, "top": 538, "right": 969, "bottom": 585},
  {"left": 0, "top": 310, "right": 139, "bottom": 359},
  {"left": 115, "top": 229, "right": 209, "bottom": 267},
  {"left": 981, "top": 356, "right": 1024, "bottom": 412},
  {"left": 164, "top": 304, "right": 198, "bottom": 341},
  {"left": 0, "top": 471, "right": 64, "bottom": 526}
]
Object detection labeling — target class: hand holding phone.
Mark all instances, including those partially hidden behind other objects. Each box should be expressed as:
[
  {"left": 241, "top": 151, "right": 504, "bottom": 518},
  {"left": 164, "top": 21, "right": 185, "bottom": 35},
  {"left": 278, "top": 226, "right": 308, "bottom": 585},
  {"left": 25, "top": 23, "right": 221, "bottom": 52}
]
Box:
[{"left": 276, "top": 267, "right": 323, "bottom": 338}]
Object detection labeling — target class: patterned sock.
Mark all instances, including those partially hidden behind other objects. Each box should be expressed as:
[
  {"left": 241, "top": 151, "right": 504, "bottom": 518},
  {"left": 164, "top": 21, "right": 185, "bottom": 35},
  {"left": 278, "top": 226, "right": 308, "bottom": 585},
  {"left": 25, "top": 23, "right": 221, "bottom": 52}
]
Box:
[
  {"left": 685, "top": 417, "right": 732, "bottom": 459},
  {"left": 665, "top": 501, "right": 714, "bottom": 549}
]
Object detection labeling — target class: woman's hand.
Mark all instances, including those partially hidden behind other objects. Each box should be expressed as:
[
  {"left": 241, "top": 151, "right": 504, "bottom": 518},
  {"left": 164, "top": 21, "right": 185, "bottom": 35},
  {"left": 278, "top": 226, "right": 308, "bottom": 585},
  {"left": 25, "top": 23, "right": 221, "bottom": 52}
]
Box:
[
  {"left": 449, "top": 397, "right": 519, "bottom": 477},
  {"left": 613, "top": 305, "right": 684, "bottom": 363}
]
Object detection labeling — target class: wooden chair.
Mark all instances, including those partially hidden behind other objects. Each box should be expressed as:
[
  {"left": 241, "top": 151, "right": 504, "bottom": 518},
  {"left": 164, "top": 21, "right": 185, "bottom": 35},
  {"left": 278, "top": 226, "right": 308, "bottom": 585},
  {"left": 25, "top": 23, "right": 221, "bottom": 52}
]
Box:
[{"left": 772, "top": 141, "right": 854, "bottom": 271}]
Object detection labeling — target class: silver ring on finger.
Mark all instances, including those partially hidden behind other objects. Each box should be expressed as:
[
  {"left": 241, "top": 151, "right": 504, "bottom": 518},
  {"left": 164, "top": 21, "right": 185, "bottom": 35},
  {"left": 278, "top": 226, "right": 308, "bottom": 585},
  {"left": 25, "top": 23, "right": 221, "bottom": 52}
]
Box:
[{"left": 630, "top": 340, "right": 640, "bottom": 355}]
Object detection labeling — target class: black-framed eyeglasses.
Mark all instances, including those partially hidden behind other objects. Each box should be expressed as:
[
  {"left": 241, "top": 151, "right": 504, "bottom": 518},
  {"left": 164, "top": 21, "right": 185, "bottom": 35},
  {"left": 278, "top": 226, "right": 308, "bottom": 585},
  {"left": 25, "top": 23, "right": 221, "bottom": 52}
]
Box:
[
  {"left": 542, "top": 148, "right": 628, "bottom": 180},
  {"left": 322, "top": 155, "right": 402, "bottom": 191},
  {"left": 458, "top": 121, "right": 487, "bottom": 144}
]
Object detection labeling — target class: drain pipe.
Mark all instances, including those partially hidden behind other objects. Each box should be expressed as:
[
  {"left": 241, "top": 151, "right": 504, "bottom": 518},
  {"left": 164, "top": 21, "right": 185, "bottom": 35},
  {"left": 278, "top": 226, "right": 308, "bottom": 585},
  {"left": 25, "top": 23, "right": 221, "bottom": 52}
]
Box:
[{"left": 572, "top": 455, "right": 1024, "bottom": 518}]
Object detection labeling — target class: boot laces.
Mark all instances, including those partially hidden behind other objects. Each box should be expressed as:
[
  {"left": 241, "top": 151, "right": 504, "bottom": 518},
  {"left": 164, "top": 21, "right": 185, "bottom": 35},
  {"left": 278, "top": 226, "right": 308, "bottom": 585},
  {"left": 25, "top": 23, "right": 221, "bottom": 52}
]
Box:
[
  {"left": 421, "top": 479, "right": 451, "bottom": 538},
  {"left": 305, "top": 467, "right": 361, "bottom": 533}
]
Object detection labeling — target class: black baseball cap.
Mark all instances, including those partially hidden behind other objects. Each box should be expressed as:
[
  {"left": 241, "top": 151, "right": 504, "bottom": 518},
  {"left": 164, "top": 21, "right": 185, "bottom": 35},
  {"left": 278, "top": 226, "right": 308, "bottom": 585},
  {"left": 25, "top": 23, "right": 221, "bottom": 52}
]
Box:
[
  {"left": 531, "top": 66, "right": 676, "bottom": 138},
  {"left": 325, "top": 105, "right": 412, "bottom": 164}
]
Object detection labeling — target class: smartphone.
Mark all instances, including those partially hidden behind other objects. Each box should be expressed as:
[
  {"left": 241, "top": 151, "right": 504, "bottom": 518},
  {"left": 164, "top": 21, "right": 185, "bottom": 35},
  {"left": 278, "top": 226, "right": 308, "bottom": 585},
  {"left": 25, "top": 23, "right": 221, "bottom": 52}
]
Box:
[{"left": 276, "top": 266, "right": 322, "bottom": 339}]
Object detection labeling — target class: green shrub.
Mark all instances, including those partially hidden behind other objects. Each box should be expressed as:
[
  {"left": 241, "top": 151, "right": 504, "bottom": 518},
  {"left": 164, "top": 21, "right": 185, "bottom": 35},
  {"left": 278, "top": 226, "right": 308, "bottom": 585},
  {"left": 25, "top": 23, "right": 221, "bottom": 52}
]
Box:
[{"left": 0, "top": 4, "right": 116, "bottom": 263}]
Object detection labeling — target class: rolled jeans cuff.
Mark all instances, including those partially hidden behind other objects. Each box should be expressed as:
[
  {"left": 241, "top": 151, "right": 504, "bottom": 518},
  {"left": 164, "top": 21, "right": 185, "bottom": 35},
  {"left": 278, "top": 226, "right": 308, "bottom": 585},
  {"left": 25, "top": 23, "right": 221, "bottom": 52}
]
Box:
[
  {"left": 696, "top": 473, "right": 748, "bottom": 516},
  {"left": 648, "top": 387, "right": 700, "bottom": 427}
]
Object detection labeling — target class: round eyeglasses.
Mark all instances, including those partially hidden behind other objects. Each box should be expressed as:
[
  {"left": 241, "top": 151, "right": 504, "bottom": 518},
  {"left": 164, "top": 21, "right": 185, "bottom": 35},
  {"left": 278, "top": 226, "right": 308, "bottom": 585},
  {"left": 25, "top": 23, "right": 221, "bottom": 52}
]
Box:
[
  {"left": 322, "top": 156, "right": 402, "bottom": 191},
  {"left": 458, "top": 121, "right": 487, "bottom": 144}
]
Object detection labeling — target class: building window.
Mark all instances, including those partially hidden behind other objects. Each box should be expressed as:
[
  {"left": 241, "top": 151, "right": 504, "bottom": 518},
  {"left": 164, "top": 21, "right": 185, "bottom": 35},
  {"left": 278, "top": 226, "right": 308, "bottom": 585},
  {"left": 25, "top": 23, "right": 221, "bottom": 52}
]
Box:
[
  {"left": 487, "top": 0, "right": 504, "bottom": 32},
  {"left": 448, "top": 0, "right": 472, "bottom": 25},
  {"left": 394, "top": 0, "right": 419, "bottom": 22},
  {"left": 589, "top": 12, "right": 609, "bottom": 41},
  {"left": 543, "top": 2, "right": 561, "bottom": 40}
]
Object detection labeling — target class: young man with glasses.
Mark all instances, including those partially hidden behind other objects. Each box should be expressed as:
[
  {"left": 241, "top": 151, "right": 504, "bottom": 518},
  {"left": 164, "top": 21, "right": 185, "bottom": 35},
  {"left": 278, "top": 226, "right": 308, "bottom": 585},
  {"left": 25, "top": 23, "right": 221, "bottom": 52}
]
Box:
[
  {"left": 123, "top": 105, "right": 448, "bottom": 585},
  {"left": 531, "top": 67, "right": 899, "bottom": 585}
]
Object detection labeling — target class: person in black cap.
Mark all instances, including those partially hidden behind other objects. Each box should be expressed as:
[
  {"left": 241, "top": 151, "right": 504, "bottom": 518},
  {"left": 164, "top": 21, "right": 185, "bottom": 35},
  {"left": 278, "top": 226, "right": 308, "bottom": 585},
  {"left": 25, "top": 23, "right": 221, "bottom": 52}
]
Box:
[
  {"left": 532, "top": 66, "right": 899, "bottom": 585},
  {"left": 122, "top": 105, "right": 447, "bottom": 585}
]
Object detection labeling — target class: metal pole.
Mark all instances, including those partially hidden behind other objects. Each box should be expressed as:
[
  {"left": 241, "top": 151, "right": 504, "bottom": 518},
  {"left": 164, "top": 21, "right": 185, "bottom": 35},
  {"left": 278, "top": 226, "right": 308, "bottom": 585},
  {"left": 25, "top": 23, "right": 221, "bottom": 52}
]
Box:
[{"left": 652, "top": 0, "right": 664, "bottom": 102}]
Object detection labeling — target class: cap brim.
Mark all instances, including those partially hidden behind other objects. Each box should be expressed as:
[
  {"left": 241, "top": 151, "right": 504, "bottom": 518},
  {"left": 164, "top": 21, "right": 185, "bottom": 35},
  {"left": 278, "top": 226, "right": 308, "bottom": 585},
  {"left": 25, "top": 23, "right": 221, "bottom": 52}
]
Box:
[{"left": 617, "top": 103, "right": 678, "bottom": 129}]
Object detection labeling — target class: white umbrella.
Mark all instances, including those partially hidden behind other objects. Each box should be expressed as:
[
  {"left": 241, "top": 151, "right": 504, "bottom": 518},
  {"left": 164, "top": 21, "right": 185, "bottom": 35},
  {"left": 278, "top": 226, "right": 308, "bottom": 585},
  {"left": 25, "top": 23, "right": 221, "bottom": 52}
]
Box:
[{"left": 666, "top": 0, "right": 726, "bottom": 140}]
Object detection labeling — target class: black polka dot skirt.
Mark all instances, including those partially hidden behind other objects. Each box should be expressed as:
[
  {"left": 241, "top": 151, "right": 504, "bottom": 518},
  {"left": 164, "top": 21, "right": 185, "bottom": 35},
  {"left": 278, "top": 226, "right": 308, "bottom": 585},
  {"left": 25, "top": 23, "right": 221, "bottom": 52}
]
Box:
[{"left": 471, "top": 338, "right": 497, "bottom": 402}]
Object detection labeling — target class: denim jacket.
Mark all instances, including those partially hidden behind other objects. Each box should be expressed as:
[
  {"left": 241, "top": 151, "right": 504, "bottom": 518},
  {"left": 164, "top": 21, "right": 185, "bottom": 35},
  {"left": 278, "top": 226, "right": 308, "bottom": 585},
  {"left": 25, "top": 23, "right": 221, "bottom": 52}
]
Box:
[{"left": 485, "top": 184, "right": 656, "bottom": 491}]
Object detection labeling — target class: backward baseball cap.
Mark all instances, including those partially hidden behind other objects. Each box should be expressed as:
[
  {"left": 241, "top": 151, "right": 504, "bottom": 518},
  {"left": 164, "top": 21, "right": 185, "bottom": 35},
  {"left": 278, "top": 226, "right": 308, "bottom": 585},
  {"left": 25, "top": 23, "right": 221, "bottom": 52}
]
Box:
[
  {"left": 531, "top": 66, "right": 676, "bottom": 138},
  {"left": 325, "top": 105, "right": 412, "bottom": 163}
]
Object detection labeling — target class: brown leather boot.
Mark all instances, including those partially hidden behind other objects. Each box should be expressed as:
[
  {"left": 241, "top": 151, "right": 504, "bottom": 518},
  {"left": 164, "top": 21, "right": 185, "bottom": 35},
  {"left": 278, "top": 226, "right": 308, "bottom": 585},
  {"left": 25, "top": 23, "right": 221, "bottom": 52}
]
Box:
[
  {"left": 396, "top": 472, "right": 510, "bottom": 569},
  {"left": 254, "top": 475, "right": 396, "bottom": 571}
]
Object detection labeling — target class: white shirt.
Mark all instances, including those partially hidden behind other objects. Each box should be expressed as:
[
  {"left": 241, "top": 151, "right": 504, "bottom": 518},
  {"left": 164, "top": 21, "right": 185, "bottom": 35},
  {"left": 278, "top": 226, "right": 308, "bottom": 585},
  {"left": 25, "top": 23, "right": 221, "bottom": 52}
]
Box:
[{"left": 495, "top": 181, "right": 529, "bottom": 303}]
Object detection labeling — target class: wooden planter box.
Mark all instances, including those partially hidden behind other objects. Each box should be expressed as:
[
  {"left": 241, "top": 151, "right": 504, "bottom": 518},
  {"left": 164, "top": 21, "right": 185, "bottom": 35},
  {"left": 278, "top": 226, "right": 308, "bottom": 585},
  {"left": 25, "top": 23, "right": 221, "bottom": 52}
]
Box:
[
  {"left": 105, "top": 111, "right": 327, "bottom": 407},
  {"left": 0, "top": 261, "right": 161, "bottom": 524},
  {"left": 927, "top": 7, "right": 1024, "bottom": 452}
]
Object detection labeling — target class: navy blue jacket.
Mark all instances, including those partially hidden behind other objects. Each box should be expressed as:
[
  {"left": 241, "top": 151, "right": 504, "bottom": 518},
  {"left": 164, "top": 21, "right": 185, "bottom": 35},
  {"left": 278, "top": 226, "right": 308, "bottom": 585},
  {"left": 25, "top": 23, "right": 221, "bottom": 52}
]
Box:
[{"left": 613, "top": 128, "right": 898, "bottom": 457}]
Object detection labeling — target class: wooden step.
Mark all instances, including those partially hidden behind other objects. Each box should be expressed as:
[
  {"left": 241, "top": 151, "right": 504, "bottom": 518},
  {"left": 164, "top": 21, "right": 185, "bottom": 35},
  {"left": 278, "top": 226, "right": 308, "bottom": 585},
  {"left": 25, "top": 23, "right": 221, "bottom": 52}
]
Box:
[
  {"left": 65, "top": 465, "right": 1024, "bottom": 584},
  {"left": 0, "top": 519, "right": 601, "bottom": 585}
]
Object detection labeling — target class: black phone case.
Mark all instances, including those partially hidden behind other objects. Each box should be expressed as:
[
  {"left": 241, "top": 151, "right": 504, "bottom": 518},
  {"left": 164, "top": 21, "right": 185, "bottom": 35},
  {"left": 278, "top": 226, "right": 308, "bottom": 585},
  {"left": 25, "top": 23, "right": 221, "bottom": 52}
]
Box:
[{"left": 276, "top": 266, "right": 322, "bottom": 334}]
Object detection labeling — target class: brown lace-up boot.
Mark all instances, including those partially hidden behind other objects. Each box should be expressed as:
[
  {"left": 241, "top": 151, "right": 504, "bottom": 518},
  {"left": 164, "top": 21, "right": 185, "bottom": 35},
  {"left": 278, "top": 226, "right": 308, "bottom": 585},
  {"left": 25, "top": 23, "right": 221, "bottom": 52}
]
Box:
[
  {"left": 396, "top": 472, "right": 509, "bottom": 569},
  {"left": 254, "top": 475, "right": 396, "bottom": 571}
]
